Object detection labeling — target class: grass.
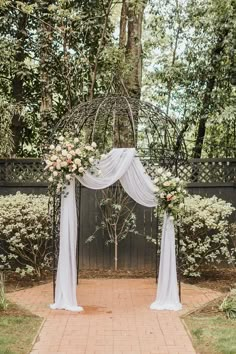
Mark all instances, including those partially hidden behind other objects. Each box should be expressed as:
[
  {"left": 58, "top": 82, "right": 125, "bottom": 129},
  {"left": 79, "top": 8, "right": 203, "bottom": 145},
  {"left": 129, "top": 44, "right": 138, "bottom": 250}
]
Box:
[
  {"left": 0, "top": 302, "right": 42, "bottom": 354},
  {"left": 184, "top": 312, "right": 236, "bottom": 354}
]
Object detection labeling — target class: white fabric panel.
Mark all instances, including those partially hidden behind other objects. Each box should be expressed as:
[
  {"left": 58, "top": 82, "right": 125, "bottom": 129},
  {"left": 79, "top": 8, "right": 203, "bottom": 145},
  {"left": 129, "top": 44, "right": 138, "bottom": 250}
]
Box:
[
  {"left": 51, "top": 148, "right": 181, "bottom": 312},
  {"left": 77, "top": 148, "right": 136, "bottom": 189},
  {"left": 150, "top": 212, "right": 182, "bottom": 311},
  {"left": 120, "top": 156, "right": 156, "bottom": 207},
  {"left": 50, "top": 178, "right": 83, "bottom": 312}
]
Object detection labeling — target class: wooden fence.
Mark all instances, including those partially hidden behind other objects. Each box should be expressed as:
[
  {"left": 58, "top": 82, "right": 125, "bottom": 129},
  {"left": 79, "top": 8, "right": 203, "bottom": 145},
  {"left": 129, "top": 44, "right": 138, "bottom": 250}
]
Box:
[{"left": 0, "top": 158, "right": 235, "bottom": 270}]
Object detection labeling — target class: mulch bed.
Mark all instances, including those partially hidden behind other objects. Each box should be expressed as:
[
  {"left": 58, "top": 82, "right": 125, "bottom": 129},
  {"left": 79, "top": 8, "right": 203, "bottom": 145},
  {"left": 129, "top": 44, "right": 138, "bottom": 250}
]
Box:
[
  {"left": 0, "top": 302, "right": 38, "bottom": 317},
  {"left": 4, "top": 266, "right": 236, "bottom": 293}
]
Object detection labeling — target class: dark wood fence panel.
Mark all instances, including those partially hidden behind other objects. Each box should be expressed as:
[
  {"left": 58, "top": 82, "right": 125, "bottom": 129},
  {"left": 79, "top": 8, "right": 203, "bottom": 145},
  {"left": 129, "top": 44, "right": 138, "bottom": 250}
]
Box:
[
  {"left": 188, "top": 183, "right": 236, "bottom": 207},
  {"left": 78, "top": 187, "right": 156, "bottom": 270}
]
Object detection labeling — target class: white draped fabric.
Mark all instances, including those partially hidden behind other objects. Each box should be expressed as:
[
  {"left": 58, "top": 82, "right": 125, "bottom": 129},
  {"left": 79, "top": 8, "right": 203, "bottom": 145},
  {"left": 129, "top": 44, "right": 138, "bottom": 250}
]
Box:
[
  {"left": 50, "top": 178, "right": 83, "bottom": 312},
  {"left": 50, "top": 148, "right": 182, "bottom": 312},
  {"left": 150, "top": 212, "right": 182, "bottom": 311}
]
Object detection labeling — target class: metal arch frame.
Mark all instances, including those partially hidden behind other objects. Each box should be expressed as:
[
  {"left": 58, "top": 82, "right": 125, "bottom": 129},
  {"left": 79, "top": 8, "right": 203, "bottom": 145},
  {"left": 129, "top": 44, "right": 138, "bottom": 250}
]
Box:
[
  {"left": 50, "top": 95, "right": 188, "bottom": 301},
  {"left": 50, "top": 95, "right": 187, "bottom": 157}
]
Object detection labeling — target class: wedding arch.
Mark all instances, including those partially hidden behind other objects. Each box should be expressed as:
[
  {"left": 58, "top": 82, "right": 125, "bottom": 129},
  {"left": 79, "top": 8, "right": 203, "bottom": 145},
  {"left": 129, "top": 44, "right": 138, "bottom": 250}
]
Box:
[{"left": 49, "top": 95, "right": 188, "bottom": 312}]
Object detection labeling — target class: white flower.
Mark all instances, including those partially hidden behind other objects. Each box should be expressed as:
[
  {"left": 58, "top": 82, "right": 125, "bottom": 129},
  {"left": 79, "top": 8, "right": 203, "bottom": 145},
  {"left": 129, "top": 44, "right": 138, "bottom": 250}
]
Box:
[
  {"left": 70, "top": 150, "right": 76, "bottom": 156},
  {"left": 72, "top": 164, "right": 77, "bottom": 172},
  {"left": 155, "top": 186, "right": 160, "bottom": 192},
  {"left": 163, "top": 181, "right": 171, "bottom": 187},
  {"left": 154, "top": 177, "right": 159, "bottom": 183},
  {"left": 62, "top": 149, "right": 67, "bottom": 156},
  {"left": 160, "top": 193, "right": 165, "bottom": 199},
  {"left": 91, "top": 142, "right": 97, "bottom": 148},
  {"left": 50, "top": 155, "right": 57, "bottom": 161},
  {"left": 65, "top": 174, "right": 71, "bottom": 180},
  {"left": 56, "top": 145, "right": 61, "bottom": 152},
  {"left": 74, "top": 158, "right": 81, "bottom": 166},
  {"left": 75, "top": 148, "right": 81, "bottom": 155},
  {"left": 89, "top": 157, "right": 94, "bottom": 164},
  {"left": 58, "top": 136, "right": 64, "bottom": 141},
  {"left": 78, "top": 167, "right": 85, "bottom": 173},
  {"left": 101, "top": 154, "right": 106, "bottom": 160},
  {"left": 67, "top": 153, "right": 72, "bottom": 160},
  {"left": 85, "top": 145, "right": 93, "bottom": 151},
  {"left": 61, "top": 161, "right": 67, "bottom": 167},
  {"left": 175, "top": 177, "right": 180, "bottom": 182},
  {"left": 157, "top": 168, "right": 163, "bottom": 174},
  {"left": 74, "top": 137, "right": 79, "bottom": 143},
  {"left": 48, "top": 176, "right": 53, "bottom": 182},
  {"left": 49, "top": 166, "right": 54, "bottom": 172},
  {"left": 53, "top": 171, "right": 58, "bottom": 177},
  {"left": 49, "top": 144, "right": 55, "bottom": 150},
  {"left": 169, "top": 216, "right": 174, "bottom": 221},
  {"left": 45, "top": 160, "right": 52, "bottom": 166},
  {"left": 177, "top": 187, "right": 181, "bottom": 192},
  {"left": 166, "top": 171, "right": 172, "bottom": 177}
]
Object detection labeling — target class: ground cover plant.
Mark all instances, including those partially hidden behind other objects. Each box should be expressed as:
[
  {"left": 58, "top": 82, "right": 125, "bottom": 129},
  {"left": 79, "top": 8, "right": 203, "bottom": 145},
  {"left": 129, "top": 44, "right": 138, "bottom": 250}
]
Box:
[
  {"left": 184, "top": 293, "right": 236, "bottom": 354},
  {"left": 0, "top": 302, "right": 42, "bottom": 354}
]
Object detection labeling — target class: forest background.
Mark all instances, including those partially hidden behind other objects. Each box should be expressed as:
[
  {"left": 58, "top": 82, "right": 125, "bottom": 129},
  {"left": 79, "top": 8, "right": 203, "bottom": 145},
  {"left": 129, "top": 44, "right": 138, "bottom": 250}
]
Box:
[{"left": 0, "top": 0, "right": 235, "bottom": 158}]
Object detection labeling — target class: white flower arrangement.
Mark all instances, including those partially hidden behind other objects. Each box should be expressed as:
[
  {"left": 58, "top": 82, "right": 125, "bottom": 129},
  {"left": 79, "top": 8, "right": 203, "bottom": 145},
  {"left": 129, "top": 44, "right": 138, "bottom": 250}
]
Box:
[
  {"left": 45, "top": 135, "right": 100, "bottom": 193},
  {"left": 153, "top": 167, "right": 187, "bottom": 219}
]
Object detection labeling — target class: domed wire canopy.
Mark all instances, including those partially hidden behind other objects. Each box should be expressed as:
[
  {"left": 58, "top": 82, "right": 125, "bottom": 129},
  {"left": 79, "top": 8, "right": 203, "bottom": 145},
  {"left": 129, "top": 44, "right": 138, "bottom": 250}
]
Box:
[
  {"left": 50, "top": 95, "right": 188, "bottom": 296},
  {"left": 51, "top": 95, "right": 188, "bottom": 168}
]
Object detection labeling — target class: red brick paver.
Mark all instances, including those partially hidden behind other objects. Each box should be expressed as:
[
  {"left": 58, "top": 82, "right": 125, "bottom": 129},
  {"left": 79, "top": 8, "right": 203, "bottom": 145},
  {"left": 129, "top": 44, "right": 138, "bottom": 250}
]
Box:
[{"left": 7, "top": 279, "right": 221, "bottom": 354}]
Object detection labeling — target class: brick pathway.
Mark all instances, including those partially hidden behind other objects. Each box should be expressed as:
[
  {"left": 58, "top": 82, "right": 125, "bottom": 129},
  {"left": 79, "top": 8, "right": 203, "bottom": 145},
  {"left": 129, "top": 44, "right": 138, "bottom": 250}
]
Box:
[{"left": 8, "top": 279, "right": 221, "bottom": 354}]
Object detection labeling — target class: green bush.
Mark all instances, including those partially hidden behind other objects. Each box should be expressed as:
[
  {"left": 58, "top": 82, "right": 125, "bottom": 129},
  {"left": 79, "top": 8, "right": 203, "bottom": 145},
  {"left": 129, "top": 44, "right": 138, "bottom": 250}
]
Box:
[{"left": 0, "top": 193, "right": 52, "bottom": 278}]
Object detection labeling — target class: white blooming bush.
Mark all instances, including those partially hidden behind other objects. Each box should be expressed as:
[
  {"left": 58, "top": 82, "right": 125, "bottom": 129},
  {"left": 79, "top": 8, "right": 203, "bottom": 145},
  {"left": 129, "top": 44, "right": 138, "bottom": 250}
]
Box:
[
  {"left": 0, "top": 193, "right": 51, "bottom": 278},
  {"left": 45, "top": 135, "right": 101, "bottom": 193},
  {"left": 153, "top": 167, "right": 187, "bottom": 219},
  {"left": 180, "top": 194, "right": 236, "bottom": 277}
]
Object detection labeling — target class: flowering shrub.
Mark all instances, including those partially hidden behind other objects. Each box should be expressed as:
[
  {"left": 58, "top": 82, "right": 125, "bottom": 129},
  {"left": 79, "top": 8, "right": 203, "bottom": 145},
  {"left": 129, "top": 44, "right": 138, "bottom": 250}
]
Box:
[
  {"left": 0, "top": 193, "right": 51, "bottom": 278},
  {"left": 45, "top": 135, "right": 101, "bottom": 193},
  {"left": 180, "top": 195, "right": 235, "bottom": 277},
  {"left": 153, "top": 167, "right": 187, "bottom": 219}
]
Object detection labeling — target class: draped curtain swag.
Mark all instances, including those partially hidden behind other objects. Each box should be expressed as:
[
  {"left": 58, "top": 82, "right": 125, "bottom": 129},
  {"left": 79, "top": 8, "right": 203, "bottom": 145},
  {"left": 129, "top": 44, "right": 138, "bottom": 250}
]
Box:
[{"left": 50, "top": 148, "right": 182, "bottom": 312}]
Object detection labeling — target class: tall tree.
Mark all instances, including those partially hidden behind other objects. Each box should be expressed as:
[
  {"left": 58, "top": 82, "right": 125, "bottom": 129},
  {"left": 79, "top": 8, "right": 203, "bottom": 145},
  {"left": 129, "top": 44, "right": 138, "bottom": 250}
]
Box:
[
  {"left": 143, "top": 0, "right": 236, "bottom": 157},
  {"left": 119, "top": 0, "right": 146, "bottom": 99},
  {"left": 0, "top": 0, "right": 115, "bottom": 155},
  {"left": 112, "top": 0, "right": 146, "bottom": 147}
]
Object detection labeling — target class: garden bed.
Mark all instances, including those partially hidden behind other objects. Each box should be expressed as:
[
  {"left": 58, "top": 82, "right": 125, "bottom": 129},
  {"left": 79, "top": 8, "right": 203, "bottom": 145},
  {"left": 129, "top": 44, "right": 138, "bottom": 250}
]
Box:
[
  {"left": 4, "top": 266, "right": 236, "bottom": 293},
  {"left": 0, "top": 302, "right": 42, "bottom": 354},
  {"left": 184, "top": 296, "right": 236, "bottom": 354}
]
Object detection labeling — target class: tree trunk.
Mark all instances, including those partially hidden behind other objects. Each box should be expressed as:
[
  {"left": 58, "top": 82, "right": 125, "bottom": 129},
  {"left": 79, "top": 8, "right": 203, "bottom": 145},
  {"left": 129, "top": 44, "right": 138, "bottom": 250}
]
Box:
[
  {"left": 113, "top": 1, "right": 146, "bottom": 148},
  {"left": 114, "top": 239, "right": 118, "bottom": 271},
  {"left": 39, "top": 1, "right": 53, "bottom": 137},
  {"left": 11, "top": 12, "right": 28, "bottom": 154},
  {"left": 124, "top": 1, "right": 145, "bottom": 99},
  {"left": 193, "top": 30, "right": 229, "bottom": 158}
]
